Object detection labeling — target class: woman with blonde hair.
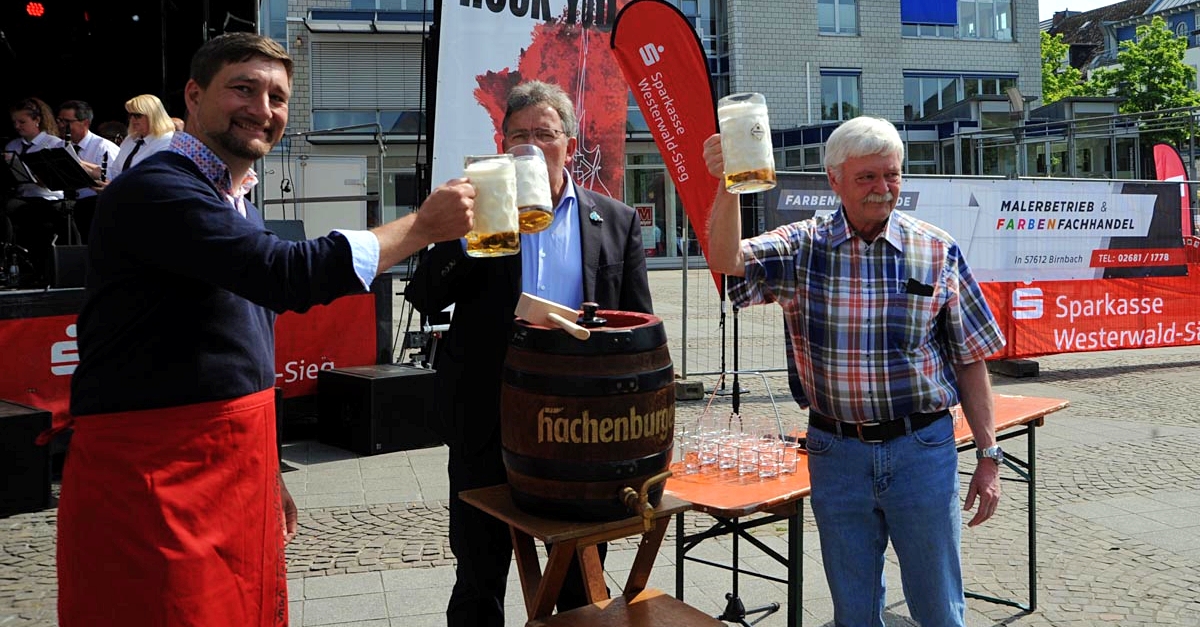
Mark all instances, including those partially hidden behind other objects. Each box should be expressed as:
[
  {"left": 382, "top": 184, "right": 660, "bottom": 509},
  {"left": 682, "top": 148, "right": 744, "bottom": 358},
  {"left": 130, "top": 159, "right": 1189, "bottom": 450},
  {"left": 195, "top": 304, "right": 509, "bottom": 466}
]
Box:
[{"left": 108, "top": 94, "right": 174, "bottom": 180}]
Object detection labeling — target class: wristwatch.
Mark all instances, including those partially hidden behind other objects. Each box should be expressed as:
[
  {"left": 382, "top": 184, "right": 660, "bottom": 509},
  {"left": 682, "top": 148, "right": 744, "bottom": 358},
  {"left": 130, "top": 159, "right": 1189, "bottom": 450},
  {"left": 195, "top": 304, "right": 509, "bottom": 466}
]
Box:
[{"left": 976, "top": 445, "right": 1004, "bottom": 464}]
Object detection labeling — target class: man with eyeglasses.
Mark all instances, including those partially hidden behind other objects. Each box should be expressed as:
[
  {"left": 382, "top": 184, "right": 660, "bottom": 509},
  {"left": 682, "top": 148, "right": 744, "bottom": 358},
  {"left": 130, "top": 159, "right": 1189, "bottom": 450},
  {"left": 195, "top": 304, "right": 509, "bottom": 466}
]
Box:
[
  {"left": 57, "top": 100, "right": 119, "bottom": 243},
  {"left": 407, "top": 80, "right": 653, "bottom": 627}
]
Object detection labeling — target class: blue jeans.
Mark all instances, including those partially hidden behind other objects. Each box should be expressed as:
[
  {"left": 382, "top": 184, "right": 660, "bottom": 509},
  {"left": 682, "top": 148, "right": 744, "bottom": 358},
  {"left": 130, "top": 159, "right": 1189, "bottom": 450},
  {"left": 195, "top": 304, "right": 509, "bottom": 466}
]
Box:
[{"left": 805, "top": 415, "right": 965, "bottom": 627}]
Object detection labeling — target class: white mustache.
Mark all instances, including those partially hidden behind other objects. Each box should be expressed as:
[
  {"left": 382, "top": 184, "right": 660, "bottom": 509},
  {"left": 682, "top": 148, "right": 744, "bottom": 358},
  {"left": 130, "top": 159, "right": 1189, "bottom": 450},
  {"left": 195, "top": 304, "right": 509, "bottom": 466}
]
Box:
[{"left": 865, "top": 193, "right": 894, "bottom": 203}]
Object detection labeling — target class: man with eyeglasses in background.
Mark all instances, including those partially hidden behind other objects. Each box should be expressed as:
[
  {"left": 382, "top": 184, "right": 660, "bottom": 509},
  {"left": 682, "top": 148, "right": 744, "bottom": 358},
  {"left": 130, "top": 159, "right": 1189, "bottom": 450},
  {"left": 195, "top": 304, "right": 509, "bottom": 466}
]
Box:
[
  {"left": 406, "top": 80, "right": 653, "bottom": 627},
  {"left": 57, "top": 100, "right": 119, "bottom": 243}
]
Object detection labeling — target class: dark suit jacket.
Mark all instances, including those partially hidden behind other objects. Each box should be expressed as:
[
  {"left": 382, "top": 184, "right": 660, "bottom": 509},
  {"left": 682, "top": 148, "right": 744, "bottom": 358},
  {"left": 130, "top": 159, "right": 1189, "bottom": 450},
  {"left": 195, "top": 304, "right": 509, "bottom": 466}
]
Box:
[{"left": 405, "top": 186, "right": 653, "bottom": 452}]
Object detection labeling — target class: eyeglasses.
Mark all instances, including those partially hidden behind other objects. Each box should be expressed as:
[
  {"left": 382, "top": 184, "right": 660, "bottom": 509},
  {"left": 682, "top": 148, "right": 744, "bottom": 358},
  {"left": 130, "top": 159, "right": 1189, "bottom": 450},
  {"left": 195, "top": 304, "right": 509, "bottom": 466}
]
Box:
[
  {"left": 56, "top": 118, "right": 82, "bottom": 125},
  {"left": 505, "top": 128, "right": 566, "bottom": 144},
  {"left": 127, "top": 112, "right": 145, "bottom": 119}
]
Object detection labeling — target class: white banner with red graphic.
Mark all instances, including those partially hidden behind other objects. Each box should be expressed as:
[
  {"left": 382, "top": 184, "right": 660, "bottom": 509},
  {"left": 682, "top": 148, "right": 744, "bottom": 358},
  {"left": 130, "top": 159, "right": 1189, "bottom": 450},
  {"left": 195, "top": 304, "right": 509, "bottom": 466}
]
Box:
[
  {"left": 433, "top": 0, "right": 631, "bottom": 198},
  {"left": 766, "top": 172, "right": 1194, "bottom": 359}
]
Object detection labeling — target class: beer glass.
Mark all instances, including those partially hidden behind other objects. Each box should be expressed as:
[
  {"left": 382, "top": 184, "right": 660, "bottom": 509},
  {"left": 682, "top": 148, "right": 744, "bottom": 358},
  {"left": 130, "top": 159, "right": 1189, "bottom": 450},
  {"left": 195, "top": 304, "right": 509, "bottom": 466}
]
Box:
[
  {"left": 717, "top": 92, "right": 777, "bottom": 194},
  {"left": 507, "top": 144, "right": 553, "bottom": 234},
  {"left": 463, "top": 154, "right": 520, "bottom": 257}
]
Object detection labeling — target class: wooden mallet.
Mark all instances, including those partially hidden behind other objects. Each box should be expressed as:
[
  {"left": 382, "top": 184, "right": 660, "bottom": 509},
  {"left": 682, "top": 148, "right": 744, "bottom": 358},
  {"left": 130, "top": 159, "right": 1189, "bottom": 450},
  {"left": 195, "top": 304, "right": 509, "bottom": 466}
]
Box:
[{"left": 514, "top": 292, "right": 591, "bottom": 341}]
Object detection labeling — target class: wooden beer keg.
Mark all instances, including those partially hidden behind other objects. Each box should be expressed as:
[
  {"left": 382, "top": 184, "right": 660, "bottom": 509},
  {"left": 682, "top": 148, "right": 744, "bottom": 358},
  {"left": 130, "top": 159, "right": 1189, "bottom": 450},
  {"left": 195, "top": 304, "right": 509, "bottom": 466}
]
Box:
[{"left": 501, "top": 309, "right": 675, "bottom": 521}]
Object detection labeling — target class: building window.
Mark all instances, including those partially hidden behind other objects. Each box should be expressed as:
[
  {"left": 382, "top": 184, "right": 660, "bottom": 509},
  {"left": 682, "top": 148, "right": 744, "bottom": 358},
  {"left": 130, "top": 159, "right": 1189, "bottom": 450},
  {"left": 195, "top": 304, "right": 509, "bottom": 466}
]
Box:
[
  {"left": 907, "top": 142, "right": 937, "bottom": 174},
  {"left": 260, "top": 0, "right": 288, "bottom": 48},
  {"left": 818, "top": 0, "right": 857, "bottom": 35},
  {"left": 958, "top": 0, "right": 1012, "bottom": 40},
  {"left": 311, "top": 39, "right": 426, "bottom": 133},
  {"left": 901, "top": 0, "right": 1011, "bottom": 40},
  {"left": 821, "top": 73, "right": 861, "bottom": 121},
  {"left": 627, "top": 90, "right": 649, "bottom": 134},
  {"left": 901, "top": 23, "right": 956, "bottom": 38},
  {"left": 350, "top": 0, "right": 434, "bottom": 9},
  {"left": 904, "top": 72, "right": 1016, "bottom": 120}
]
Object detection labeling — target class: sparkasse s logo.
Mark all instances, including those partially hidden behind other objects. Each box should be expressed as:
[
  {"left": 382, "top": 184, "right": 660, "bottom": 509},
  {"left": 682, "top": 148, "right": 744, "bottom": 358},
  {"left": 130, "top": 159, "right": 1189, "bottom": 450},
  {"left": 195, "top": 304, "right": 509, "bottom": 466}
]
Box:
[
  {"left": 639, "top": 43, "right": 664, "bottom": 66},
  {"left": 1012, "top": 287, "right": 1044, "bottom": 320}
]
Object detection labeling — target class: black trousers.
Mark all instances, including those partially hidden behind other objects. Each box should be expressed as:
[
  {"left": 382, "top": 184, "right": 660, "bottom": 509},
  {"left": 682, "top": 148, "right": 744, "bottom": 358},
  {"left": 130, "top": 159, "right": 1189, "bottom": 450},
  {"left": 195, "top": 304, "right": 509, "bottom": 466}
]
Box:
[
  {"left": 71, "top": 195, "right": 97, "bottom": 245},
  {"left": 446, "top": 433, "right": 605, "bottom": 627}
]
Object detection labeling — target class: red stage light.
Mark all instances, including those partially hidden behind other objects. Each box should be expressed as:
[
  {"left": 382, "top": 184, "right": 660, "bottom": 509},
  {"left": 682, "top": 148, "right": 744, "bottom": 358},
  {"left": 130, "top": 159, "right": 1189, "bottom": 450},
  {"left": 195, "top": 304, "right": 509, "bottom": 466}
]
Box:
[{"left": 26, "top": 2, "right": 46, "bottom": 18}]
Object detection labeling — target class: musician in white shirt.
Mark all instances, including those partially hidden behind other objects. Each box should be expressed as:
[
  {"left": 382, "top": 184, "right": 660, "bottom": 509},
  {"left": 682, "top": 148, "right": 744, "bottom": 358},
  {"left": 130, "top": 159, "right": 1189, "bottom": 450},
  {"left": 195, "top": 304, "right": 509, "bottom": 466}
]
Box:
[
  {"left": 4, "top": 97, "right": 65, "bottom": 201},
  {"left": 4, "top": 97, "right": 65, "bottom": 284},
  {"left": 108, "top": 94, "right": 174, "bottom": 180},
  {"left": 58, "top": 100, "right": 119, "bottom": 242}
]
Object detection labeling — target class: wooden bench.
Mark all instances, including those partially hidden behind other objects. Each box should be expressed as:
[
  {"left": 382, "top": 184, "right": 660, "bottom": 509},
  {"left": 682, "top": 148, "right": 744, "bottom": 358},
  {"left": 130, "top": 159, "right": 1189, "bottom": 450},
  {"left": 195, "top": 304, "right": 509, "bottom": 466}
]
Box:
[{"left": 527, "top": 588, "right": 724, "bottom": 627}]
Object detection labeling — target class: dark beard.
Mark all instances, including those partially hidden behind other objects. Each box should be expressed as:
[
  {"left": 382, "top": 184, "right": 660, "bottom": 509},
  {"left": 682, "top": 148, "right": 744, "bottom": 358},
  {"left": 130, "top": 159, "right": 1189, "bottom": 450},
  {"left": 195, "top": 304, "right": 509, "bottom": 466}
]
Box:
[{"left": 212, "top": 126, "right": 275, "bottom": 160}]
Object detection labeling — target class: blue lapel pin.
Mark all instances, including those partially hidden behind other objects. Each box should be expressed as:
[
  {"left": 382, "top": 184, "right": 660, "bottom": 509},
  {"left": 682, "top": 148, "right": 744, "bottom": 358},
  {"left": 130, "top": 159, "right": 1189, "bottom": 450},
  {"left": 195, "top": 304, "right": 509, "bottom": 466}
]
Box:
[{"left": 589, "top": 210, "right": 603, "bottom": 224}]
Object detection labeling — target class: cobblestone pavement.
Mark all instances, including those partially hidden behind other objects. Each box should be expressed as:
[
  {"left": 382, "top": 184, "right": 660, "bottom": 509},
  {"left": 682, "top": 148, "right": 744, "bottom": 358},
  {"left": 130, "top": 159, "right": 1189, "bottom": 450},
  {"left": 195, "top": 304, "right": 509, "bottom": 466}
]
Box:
[{"left": 4, "top": 338, "right": 1200, "bottom": 625}]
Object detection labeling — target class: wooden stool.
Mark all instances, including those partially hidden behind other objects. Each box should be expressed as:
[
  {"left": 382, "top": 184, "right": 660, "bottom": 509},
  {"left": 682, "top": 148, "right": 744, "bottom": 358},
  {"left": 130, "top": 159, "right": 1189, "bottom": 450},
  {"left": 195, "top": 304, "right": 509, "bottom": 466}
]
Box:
[
  {"left": 458, "top": 484, "right": 691, "bottom": 623},
  {"left": 527, "top": 588, "right": 724, "bottom": 627}
]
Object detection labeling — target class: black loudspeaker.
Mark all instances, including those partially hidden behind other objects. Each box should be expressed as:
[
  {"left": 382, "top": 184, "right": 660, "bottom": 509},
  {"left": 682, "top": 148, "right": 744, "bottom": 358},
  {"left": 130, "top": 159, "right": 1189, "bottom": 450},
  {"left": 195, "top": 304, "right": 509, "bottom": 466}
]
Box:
[
  {"left": 317, "top": 364, "right": 440, "bottom": 455},
  {"left": 0, "top": 400, "right": 51, "bottom": 517},
  {"left": 50, "top": 244, "right": 88, "bottom": 288},
  {"left": 265, "top": 219, "right": 307, "bottom": 242}
]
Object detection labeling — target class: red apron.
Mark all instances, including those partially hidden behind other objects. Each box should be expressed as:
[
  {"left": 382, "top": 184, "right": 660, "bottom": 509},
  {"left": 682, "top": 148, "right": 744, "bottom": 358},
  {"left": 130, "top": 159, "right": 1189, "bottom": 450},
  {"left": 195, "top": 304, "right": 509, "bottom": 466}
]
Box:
[{"left": 55, "top": 388, "right": 287, "bottom": 626}]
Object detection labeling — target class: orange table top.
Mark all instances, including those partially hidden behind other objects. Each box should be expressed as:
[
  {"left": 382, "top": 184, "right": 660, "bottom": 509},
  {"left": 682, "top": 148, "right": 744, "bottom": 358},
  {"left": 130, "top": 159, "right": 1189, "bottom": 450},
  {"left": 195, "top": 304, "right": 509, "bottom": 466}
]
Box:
[{"left": 665, "top": 394, "right": 1069, "bottom": 518}]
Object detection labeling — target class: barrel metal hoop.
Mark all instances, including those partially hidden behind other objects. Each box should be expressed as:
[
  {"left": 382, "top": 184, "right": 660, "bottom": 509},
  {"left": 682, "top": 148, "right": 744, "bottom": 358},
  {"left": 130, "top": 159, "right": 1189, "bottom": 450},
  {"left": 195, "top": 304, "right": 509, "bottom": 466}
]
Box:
[
  {"left": 502, "top": 363, "right": 674, "bottom": 396},
  {"left": 501, "top": 448, "right": 672, "bottom": 482},
  {"left": 508, "top": 323, "right": 668, "bottom": 355}
]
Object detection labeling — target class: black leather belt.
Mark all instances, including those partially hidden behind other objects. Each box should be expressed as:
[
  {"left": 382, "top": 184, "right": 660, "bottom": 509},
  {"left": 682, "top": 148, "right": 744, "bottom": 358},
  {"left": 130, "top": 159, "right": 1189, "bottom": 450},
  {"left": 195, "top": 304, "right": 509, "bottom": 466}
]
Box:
[{"left": 807, "top": 409, "right": 950, "bottom": 443}]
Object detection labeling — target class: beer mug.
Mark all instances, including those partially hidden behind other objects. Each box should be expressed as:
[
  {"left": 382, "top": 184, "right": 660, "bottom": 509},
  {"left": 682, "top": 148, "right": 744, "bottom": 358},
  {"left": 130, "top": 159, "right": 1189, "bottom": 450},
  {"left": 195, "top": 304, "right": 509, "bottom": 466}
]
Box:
[
  {"left": 463, "top": 154, "right": 520, "bottom": 257},
  {"left": 508, "top": 144, "right": 553, "bottom": 234},
  {"left": 717, "top": 92, "right": 777, "bottom": 194}
]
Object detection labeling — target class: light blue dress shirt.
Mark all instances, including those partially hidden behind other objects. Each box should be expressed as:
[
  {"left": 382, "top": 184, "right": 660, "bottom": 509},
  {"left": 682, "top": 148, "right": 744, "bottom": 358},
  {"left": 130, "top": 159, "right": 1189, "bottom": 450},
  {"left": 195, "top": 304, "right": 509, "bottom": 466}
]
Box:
[{"left": 520, "top": 170, "right": 584, "bottom": 309}]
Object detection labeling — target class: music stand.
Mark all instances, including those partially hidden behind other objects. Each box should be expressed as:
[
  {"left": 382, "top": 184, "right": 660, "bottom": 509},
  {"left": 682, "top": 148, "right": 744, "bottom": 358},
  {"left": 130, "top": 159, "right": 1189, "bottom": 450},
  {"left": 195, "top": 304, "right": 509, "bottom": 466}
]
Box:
[
  {"left": 2, "top": 151, "right": 37, "bottom": 192},
  {"left": 18, "top": 148, "right": 96, "bottom": 245}
]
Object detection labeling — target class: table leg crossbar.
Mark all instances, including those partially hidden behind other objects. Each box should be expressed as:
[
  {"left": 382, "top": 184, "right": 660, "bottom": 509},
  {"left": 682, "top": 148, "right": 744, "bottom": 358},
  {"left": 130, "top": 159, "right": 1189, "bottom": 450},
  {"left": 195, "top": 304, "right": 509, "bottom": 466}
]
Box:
[
  {"left": 956, "top": 423, "right": 1038, "bottom": 612},
  {"left": 676, "top": 505, "right": 806, "bottom": 627}
]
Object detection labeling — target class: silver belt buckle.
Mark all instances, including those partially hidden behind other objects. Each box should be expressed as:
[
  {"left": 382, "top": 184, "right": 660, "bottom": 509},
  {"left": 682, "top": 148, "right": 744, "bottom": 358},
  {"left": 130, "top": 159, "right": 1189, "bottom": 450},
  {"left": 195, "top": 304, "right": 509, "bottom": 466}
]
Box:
[{"left": 855, "top": 421, "right": 884, "bottom": 443}]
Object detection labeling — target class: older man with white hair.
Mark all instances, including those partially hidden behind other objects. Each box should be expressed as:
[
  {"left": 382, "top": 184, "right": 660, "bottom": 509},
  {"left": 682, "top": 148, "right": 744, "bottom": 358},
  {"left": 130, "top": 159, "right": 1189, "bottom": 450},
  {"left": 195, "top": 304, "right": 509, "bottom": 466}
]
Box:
[{"left": 704, "top": 115, "right": 1007, "bottom": 627}]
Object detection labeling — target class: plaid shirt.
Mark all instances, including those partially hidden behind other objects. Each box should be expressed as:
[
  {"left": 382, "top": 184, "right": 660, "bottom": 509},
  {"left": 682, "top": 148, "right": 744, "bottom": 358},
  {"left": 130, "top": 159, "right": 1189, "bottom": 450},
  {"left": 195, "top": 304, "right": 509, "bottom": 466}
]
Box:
[{"left": 729, "top": 207, "right": 1005, "bottom": 424}]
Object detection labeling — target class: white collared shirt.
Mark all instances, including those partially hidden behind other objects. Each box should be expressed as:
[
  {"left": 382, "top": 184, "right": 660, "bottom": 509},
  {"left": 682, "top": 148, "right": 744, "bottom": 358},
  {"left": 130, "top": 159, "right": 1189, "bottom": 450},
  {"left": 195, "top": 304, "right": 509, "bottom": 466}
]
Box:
[
  {"left": 108, "top": 131, "right": 174, "bottom": 180},
  {"left": 67, "top": 131, "right": 120, "bottom": 197}
]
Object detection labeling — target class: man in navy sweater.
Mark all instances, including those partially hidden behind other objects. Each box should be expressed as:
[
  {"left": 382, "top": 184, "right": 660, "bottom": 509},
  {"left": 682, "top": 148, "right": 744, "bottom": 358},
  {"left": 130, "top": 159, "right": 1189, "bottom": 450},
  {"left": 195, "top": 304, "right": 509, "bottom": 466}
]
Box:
[{"left": 57, "top": 33, "right": 474, "bottom": 627}]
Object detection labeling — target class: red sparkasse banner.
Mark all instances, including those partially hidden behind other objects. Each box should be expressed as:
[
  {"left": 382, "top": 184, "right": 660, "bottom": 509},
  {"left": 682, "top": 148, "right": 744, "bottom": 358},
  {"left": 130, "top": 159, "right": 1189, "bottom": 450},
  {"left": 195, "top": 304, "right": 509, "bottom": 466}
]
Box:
[
  {"left": 0, "top": 294, "right": 377, "bottom": 422},
  {"left": 611, "top": 0, "right": 721, "bottom": 293},
  {"left": 0, "top": 314, "right": 76, "bottom": 421},
  {"left": 981, "top": 271, "right": 1200, "bottom": 359},
  {"left": 273, "top": 293, "right": 377, "bottom": 397}
]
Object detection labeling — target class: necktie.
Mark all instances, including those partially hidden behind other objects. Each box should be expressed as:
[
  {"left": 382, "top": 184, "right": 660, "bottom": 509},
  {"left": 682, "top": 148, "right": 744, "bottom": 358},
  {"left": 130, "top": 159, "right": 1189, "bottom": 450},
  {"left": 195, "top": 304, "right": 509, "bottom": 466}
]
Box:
[
  {"left": 20, "top": 141, "right": 31, "bottom": 155},
  {"left": 123, "top": 139, "right": 145, "bottom": 171},
  {"left": 72, "top": 143, "right": 82, "bottom": 153}
]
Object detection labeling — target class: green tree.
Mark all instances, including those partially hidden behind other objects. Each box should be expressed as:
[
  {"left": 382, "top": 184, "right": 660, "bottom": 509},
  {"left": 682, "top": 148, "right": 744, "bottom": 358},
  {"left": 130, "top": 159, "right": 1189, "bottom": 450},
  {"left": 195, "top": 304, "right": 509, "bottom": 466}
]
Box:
[
  {"left": 1086, "top": 15, "right": 1200, "bottom": 114},
  {"left": 1041, "top": 31, "right": 1085, "bottom": 105}
]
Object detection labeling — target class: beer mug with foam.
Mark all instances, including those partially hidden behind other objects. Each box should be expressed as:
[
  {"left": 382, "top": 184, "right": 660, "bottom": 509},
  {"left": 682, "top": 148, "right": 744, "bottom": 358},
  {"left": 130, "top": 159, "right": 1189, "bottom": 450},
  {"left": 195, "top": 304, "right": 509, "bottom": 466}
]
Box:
[
  {"left": 507, "top": 144, "right": 553, "bottom": 234},
  {"left": 463, "top": 154, "right": 520, "bottom": 257},
  {"left": 717, "top": 92, "right": 777, "bottom": 194}
]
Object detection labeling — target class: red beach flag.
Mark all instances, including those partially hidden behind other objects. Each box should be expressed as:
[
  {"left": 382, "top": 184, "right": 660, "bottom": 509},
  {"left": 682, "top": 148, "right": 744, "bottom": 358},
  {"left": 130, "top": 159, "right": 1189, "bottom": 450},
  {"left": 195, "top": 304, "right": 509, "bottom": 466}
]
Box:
[
  {"left": 1153, "top": 143, "right": 1192, "bottom": 238},
  {"left": 611, "top": 0, "right": 722, "bottom": 293}
]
